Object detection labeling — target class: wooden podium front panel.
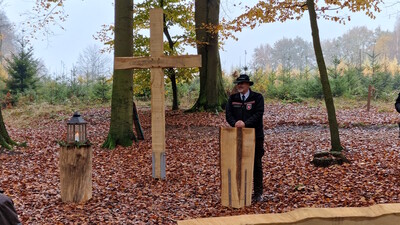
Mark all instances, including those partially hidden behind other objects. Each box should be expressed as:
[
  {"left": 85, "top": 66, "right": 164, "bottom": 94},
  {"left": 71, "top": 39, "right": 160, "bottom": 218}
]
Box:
[
  {"left": 220, "top": 127, "right": 255, "bottom": 208},
  {"left": 241, "top": 128, "right": 256, "bottom": 206}
]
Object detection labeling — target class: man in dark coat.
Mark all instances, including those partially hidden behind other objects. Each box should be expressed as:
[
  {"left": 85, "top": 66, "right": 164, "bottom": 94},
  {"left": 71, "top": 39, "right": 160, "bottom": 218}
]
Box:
[
  {"left": 225, "top": 74, "right": 265, "bottom": 203},
  {"left": 0, "top": 192, "right": 21, "bottom": 225},
  {"left": 395, "top": 93, "right": 400, "bottom": 113}
]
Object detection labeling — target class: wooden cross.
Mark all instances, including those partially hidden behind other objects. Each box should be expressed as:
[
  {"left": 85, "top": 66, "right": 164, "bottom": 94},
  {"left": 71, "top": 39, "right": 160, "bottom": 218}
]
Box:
[{"left": 114, "top": 8, "right": 201, "bottom": 179}]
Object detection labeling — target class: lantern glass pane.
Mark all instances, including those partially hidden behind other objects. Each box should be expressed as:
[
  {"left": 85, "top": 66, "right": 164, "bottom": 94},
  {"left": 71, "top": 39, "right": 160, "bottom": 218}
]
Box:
[{"left": 66, "top": 112, "right": 88, "bottom": 144}]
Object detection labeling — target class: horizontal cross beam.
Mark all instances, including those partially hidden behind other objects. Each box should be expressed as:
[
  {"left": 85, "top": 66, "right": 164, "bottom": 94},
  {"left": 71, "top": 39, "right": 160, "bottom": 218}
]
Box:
[{"left": 114, "top": 55, "right": 201, "bottom": 70}]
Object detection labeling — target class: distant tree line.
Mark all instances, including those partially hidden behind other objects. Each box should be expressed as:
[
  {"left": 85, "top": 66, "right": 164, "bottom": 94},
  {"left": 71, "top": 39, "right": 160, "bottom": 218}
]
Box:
[
  {"left": 2, "top": 3, "right": 400, "bottom": 108},
  {"left": 246, "top": 20, "right": 400, "bottom": 102},
  {"left": 251, "top": 22, "right": 400, "bottom": 71},
  {"left": 1, "top": 41, "right": 113, "bottom": 107}
]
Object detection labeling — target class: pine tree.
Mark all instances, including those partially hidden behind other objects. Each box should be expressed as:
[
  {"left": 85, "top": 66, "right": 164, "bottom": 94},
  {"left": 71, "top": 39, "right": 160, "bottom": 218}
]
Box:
[{"left": 5, "top": 40, "right": 39, "bottom": 95}]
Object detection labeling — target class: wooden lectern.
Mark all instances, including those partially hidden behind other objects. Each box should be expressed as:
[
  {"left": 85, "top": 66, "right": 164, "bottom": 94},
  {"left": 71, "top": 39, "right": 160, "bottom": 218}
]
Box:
[{"left": 220, "top": 127, "right": 255, "bottom": 208}]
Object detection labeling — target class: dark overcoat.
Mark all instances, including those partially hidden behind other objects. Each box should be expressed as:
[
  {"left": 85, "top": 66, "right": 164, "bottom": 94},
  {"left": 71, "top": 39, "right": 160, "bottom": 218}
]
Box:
[
  {"left": 395, "top": 93, "right": 400, "bottom": 113},
  {"left": 0, "top": 194, "right": 20, "bottom": 225},
  {"left": 225, "top": 90, "right": 265, "bottom": 138}
]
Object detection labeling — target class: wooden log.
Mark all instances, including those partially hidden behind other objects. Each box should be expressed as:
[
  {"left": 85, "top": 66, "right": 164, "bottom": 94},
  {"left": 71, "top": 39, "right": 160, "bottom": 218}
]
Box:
[
  {"left": 220, "top": 127, "right": 255, "bottom": 208},
  {"left": 177, "top": 203, "right": 400, "bottom": 225},
  {"left": 59, "top": 146, "right": 92, "bottom": 203}
]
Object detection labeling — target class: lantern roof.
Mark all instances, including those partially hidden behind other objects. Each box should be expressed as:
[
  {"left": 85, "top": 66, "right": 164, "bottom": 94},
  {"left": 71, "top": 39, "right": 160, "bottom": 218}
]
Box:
[{"left": 67, "top": 112, "right": 87, "bottom": 124}]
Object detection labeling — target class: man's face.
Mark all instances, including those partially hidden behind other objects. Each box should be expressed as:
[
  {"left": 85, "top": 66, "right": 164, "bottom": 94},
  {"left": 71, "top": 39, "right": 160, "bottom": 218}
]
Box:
[{"left": 236, "top": 82, "right": 250, "bottom": 94}]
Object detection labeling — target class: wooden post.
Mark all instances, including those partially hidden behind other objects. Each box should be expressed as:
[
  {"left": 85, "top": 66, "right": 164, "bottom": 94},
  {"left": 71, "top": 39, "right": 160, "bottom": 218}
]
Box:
[
  {"left": 59, "top": 146, "right": 92, "bottom": 203},
  {"left": 114, "top": 8, "right": 201, "bottom": 180},
  {"left": 150, "top": 8, "right": 166, "bottom": 180},
  {"left": 220, "top": 127, "right": 255, "bottom": 208},
  {"left": 133, "top": 101, "right": 144, "bottom": 140}
]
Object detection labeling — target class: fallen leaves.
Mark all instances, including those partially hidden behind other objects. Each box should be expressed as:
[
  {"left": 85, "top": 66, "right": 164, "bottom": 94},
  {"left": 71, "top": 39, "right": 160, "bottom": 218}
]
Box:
[{"left": 0, "top": 103, "right": 399, "bottom": 224}]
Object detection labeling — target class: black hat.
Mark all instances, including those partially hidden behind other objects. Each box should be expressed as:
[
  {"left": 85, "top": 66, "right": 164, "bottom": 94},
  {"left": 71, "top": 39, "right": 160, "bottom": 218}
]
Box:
[{"left": 233, "top": 74, "right": 254, "bottom": 86}]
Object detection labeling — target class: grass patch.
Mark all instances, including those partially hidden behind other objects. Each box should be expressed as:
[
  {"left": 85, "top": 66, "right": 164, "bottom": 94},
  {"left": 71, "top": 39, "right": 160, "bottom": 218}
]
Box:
[
  {"left": 3, "top": 101, "right": 110, "bottom": 128},
  {"left": 321, "top": 97, "right": 394, "bottom": 112}
]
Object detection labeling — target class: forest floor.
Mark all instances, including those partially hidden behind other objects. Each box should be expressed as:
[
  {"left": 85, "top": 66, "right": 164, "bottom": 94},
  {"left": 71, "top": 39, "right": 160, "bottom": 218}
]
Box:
[{"left": 1, "top": 100, "right": 400, "bottom": 224}]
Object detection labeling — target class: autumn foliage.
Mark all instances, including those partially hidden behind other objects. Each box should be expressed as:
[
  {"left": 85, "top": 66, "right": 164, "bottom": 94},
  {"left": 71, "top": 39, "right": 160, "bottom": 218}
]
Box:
[
  {"left": 228, "top": 0, "right": 382, "bottom": 31},
  {"left": 1, "top": 102, "right": 399, "bottom": 224}
]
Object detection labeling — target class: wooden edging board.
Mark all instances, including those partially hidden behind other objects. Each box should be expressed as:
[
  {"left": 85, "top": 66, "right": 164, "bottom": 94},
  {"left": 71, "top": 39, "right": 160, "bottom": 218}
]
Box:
[{"left": 178, "top": 203, "right": 400, "bottom": 225}]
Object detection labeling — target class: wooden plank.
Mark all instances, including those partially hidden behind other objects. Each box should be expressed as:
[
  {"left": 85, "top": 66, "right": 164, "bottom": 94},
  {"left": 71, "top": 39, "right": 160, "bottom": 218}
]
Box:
[
  {"left": 220, "top": 128, "right": 238, "bottom": 207},
  {"left": 150, "top": 8, "right": 163, "bottom": 58},
  {"left": 241, "top": 128, "right": 255, "bottom": 206},
  {"left": 177, "top": 203, "right": 400, "bottom": 225},
  {"left": 133, "top": 101, "right": 144, "bottom": 140},
  {"left": 114, "top": 55, "right": 201, "bottom": 70},
  {"left": 150, "top": 8, "right": 166, "bottom": 179},
  {"left": 220, "top": 127, "right": 255, "bottom": 208},
  {"left": 151, "top": 68, "right": 165, "bottom": 152}
]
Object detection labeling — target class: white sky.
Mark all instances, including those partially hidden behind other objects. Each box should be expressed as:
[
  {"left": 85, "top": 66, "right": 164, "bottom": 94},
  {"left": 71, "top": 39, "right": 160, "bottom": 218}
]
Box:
[{"left": 4, "top": 0, "right": 400, "bottom": 75}]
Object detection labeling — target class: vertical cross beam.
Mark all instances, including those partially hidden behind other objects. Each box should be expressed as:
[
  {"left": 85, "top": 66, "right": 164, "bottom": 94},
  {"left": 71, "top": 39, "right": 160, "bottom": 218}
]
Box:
[
  {"left": 150, "top": 8, "right": 166, "bottom": 179},
  {"left": 114, "top": 8, "right": 201, "bottom": 180}
]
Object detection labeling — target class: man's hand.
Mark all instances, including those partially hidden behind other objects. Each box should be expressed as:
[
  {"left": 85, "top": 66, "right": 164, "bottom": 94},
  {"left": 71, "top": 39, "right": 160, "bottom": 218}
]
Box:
[{"left": 235, "top": 120, "right": 245, "bottom": 128}]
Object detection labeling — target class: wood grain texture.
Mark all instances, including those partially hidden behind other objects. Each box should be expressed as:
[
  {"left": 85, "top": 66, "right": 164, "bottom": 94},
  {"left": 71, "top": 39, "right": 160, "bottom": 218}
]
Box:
[
  {"left": 220, "top": 127, "right": 255, "bottom": 208},
  {"left": 113, "top": 8, "right": 201, "bottom": 179},
  {"left": 59, "top": 146, "right": 92, "bottom": 203},
  {"left": 150, "top": 8, "right": 165, "bottom": 179},
  {"left": 178, "top": 204, "right": 400, "bottom": 225},
  {"left": 114, "top": 55, "right": 201, "bottom": 69}
]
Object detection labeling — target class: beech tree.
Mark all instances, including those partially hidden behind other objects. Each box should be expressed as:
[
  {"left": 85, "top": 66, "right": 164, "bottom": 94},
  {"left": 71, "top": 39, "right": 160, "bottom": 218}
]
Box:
[
  {"left": 0, "top": 1, "right": 22, "bottom": 150},
  {"left": 102, "top": 0, "right": 136, "bottom": 149},
  {"left": 229, "top": 0, "right": 382, "bottom": 164},
  {"left": 190, "top": 0, "right": 227, "bottom": 112}
]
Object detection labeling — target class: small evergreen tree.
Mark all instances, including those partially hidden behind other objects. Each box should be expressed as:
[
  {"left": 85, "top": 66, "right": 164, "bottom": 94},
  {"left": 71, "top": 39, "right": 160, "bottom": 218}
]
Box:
[
  {"left": 91, "top": 76, "right": 112, "bottom": 103},
  {"left": 5, "top": 40, "right": 39, "bottom": 96}
]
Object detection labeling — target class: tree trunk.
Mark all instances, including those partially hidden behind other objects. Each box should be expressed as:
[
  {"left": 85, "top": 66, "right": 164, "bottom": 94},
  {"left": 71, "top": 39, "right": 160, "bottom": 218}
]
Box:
[
  {"left": 307, "top": 0, "right": 343, "bottom": 152},
  {"left": 160, "top": 0, "right": 180, "bottom": 110},
  {"left": 102, "top": 0, "right": 136, "bottom": 149},
  {"left": 162, "top": 14, "right": 179, "bottom": 110},
  {"left": 167, "top": 68, "right": 179, "bottom": 110},
  {"left": 190, "top": 0, "right": 227, "bottom": 112},
  {"left": 0, "top": 107, "right": 18, "bottom": 150}
]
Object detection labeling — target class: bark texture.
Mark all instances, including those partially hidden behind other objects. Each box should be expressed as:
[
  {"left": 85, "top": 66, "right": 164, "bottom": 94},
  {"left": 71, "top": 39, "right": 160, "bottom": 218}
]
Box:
[
  {"left": 103, "top": 0, "right": 136, "bottom": 149},
  {"left": 190, "top": 0, "right": 227, "bottom": 112},
  {"left": 0, "top": 107, "right": 18, "bottom": 150},
  {"left": 307, "top": 0, "right": 343, "bottom": 152}
]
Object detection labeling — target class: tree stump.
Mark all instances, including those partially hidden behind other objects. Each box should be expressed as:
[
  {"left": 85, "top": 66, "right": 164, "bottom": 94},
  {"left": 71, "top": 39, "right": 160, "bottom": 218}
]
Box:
[
  {"left": 220, "top": 127, "right": 255, "bottom": 208},
  {"left": 59, "top": 146, "right": 92, "bottom": 203},
  {"left": 311, "top": 151, "right": 349, "bottom": 167}
]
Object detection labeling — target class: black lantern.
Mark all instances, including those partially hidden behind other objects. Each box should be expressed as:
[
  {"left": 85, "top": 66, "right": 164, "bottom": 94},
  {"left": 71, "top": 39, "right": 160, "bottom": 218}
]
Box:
[{"left": 67, "top": 112, "right": 87, "bottom": 144}]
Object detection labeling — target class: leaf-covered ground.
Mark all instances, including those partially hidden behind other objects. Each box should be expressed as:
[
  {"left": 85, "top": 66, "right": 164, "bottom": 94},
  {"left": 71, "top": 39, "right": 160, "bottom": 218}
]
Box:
[{"left": 1, "top": 102, "right": 399, "bottom": 224}]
